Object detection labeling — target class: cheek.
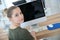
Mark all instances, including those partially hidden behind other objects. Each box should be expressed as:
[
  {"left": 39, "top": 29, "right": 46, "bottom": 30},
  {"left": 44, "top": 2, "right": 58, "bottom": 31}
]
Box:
[
  {"left": 11, "top": 17, "right": 18, "bottom": 23},
  {"left": 14, "top": 17, "right": 23, "bottom": 23},
  {"left": 14, "top": 18, "right": 19, "bottom": 22},
  {"left": 11, "top": 14, "right": 24, "bottom": 23},
  {"left": 18, "top": 15, "right": 24, "bottom": 22}
]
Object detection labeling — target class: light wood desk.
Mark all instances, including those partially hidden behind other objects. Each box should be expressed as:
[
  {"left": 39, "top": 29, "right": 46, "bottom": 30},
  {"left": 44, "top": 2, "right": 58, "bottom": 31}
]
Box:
[
  {"left": 36, "top": 13, "right": 60, "bottom": 39},
  {"left": 0, "top": 28, "right": 8, "bottom": 40}
]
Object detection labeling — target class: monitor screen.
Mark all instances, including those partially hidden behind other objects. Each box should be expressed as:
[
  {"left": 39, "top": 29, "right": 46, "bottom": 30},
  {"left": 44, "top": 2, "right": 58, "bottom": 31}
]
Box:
[
  {"left": 13, "top": 0, "right": 46, "bottom": 28},
  {"left": 13, "top": 0, "right": 45, "bottom": 22}
]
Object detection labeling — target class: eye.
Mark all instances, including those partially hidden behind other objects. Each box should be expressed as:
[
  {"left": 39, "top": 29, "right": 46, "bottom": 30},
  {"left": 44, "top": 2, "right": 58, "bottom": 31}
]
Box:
[
  {"left": 20, "top": 12, "right": 22, "bottom": 14},
  {"left": 15, "top": 14, "right": 19, "bottom": 17}
]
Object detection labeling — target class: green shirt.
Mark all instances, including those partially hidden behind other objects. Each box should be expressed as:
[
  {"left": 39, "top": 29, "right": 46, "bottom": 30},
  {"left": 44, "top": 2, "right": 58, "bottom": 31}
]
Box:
[{"left": 9, "top": 27, "right": 34, "bottom": 40}]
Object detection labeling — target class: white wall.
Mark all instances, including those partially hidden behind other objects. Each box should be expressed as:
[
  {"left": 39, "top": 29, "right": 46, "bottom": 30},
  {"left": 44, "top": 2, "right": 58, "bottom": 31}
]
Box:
[
  {"left": 5, "top": 0, "right": 14, "bottom": 8},
  {"left": 5, "top": 0, "right": 21, "bottom": 8},
  {"left": 0, "top": 0, "right": 10, "bottom": 29},
  {"left": 0, "top": 0, "right": 6, "bottom": 28},
  {"left": 0, "top": 0, "right": 6, "bottom": 10},
  {"left": 58, "top": 0, "right": 60, "bottom": 13},
  {"left": 45, "top": 0, "right": 60, "bottom": 16}
]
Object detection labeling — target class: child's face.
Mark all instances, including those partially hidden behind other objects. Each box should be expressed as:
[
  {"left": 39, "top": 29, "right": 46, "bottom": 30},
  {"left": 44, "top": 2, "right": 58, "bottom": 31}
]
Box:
[{"left": 10, "top": 7, "right": 24, "bottom": 25}]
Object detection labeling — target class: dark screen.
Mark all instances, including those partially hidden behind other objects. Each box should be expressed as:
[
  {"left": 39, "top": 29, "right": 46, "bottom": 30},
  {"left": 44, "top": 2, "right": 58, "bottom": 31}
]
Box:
[{"left": 13, "top": 0, "right": 45, "bottom": 22}]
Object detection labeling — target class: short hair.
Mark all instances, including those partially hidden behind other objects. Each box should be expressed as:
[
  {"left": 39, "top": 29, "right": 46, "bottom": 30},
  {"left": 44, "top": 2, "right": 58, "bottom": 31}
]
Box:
[{"left": 7, "top": 6, "right": 19, "bottom": 18}]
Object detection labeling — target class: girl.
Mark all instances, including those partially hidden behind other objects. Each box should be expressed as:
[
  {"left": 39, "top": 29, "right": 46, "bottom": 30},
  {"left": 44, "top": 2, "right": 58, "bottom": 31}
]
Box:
[{"left": 7, "top": 6, "right": 36, "bottom": 40}]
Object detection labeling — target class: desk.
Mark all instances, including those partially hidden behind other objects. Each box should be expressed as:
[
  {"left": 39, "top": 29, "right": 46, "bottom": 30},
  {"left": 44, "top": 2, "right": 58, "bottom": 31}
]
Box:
[
  {"left": 0, "top": 28, "right": 8, "bottom": 40},
  {"left": 36, "top": 13, "right": 60, "bottom": 39}
]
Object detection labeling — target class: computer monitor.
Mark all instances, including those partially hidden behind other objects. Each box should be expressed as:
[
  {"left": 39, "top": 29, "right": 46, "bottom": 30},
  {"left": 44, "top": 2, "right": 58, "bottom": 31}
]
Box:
[{"left": 13, "top": 0, "right": 47, "bottom": 28}]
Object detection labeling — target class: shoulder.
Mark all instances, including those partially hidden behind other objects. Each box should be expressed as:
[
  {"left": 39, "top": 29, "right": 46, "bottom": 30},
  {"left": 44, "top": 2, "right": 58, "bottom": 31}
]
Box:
[{"left": 23, "top": 29, "right": 34, "bottom": 40}]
